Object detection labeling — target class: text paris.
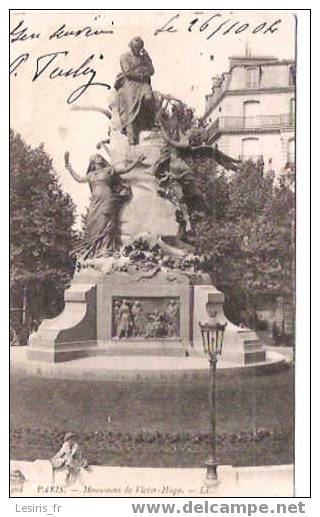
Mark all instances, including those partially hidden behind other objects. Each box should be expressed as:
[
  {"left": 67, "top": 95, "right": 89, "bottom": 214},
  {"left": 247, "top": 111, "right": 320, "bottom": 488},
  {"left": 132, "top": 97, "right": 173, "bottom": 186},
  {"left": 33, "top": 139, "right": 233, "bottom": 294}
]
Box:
[{"left": 10, "top": 51, "right": 111, "bottom": 103}]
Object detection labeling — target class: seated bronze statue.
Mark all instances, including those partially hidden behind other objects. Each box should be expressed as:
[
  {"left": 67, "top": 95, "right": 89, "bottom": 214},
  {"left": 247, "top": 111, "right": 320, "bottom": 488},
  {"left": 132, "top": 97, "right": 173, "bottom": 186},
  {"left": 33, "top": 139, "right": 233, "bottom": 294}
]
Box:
[{"left": 114, "top": 36, "right": 155, "bottom": 145}]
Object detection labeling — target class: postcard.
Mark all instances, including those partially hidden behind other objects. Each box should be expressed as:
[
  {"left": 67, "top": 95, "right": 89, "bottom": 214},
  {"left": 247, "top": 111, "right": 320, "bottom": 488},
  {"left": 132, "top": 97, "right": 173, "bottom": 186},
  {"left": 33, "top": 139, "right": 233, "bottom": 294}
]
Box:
[{"left": 10, "top": 9, "right": 300, "bottom": 498}]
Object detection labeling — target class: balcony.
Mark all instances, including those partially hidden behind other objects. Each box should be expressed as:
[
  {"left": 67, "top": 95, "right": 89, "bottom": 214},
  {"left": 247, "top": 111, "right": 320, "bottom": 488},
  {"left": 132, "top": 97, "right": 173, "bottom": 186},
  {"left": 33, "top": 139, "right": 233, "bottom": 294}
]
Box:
[
  {"left": 206, "top": 113, "right": 294, "bottom": 143},
  {"left": 286, "top": 152, "right": 295, "bottom": 166},
  {"left": 240, "top": 154, "right": 263, "bottom": 163}
]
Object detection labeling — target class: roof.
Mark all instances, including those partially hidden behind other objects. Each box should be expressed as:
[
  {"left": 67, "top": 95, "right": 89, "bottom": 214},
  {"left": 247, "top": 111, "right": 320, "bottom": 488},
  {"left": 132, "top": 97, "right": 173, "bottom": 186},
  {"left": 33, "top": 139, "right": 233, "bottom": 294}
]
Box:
[
  {"left": 229, "top": 56, "right": 295, "bottom": 69},
  {"left": 229, "top": 55, "right": 278, "bottom": 60},
  {"left": 202, "top": 57, "right": 295, "bottom": 119}
]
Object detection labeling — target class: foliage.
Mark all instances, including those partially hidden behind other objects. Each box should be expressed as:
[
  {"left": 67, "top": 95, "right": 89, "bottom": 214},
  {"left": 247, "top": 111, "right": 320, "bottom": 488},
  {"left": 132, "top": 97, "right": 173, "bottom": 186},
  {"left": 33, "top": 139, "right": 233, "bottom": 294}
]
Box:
[
  {"left": 188, "top": 160, "right": 295, "bottom": 322},
  {"left": 10, "top": 129, "right": 77, "bottom": 320}
]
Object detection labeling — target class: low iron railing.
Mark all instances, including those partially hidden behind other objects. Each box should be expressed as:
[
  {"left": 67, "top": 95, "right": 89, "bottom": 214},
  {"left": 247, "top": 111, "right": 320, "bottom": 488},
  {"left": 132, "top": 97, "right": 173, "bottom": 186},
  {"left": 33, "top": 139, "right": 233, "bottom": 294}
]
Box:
[
  {"left": 216, "top": 113, "right": 294, "bottom": 131},
  {"left": 206, "top": 114, "right": 294, "bottom": 144}
]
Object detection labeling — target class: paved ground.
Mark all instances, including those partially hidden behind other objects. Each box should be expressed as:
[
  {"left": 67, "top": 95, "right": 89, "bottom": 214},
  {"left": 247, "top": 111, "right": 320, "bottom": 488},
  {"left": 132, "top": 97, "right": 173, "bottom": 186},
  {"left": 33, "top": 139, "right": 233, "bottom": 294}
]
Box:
[
  {"left": 10, "top": 460, "right": 294, "bottom": 497},
  {"left": 264, "top": 345, "right": 293, "bottom": 362},
  {"left": 11, "top": 347, "right": 288, "bottom": 381}
]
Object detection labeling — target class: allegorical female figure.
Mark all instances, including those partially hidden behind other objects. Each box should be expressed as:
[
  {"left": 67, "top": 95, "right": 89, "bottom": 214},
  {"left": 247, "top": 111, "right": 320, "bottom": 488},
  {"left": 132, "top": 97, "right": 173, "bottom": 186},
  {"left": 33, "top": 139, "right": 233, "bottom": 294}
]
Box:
[
  {"left": 153, "top": 120, "right": 241, "bottom": 243},
  {"left": 65, "top": 151, "right": 145, "bottom": 258}
]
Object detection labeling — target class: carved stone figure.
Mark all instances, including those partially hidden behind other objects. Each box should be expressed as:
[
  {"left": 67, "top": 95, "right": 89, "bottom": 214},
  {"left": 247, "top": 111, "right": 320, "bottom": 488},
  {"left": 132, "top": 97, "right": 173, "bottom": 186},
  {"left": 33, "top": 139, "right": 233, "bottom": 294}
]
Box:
[
  {"left": 145, "top": 310, "right": 164, "bottom": 338},
  {"left": 113, "top": 298, "right": 180, "bottom": 339},
  {"left": 166, "top": 299, "right": 180, "bottom": 337},
  {"left": 64, "top": 151, "right": 145, "bottom": 258},
  {"left": 113, "top": 300, "right": 122, "bottom": 336},
  {"left": 117, "top": 299, "right": 133, "bottom": 338},
  {"left": 51, "top": 432, "right": 89, "bottom": 487},
  {"left": 131, "top": 301, "right": 146, "bottom": 337}
]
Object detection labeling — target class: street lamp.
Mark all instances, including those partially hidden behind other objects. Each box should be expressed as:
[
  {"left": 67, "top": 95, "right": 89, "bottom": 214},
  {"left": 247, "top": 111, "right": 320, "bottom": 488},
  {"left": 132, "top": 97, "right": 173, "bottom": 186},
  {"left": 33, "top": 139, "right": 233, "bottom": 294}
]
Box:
[{"left": 199, "top": 321, "right": 227, "bottom": 485}]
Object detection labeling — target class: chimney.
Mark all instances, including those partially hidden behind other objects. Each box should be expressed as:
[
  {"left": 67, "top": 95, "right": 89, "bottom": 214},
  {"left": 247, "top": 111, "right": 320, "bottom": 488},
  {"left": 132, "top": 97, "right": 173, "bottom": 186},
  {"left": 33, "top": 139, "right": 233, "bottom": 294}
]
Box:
[
  {"left": 245, "top": 41, "right": 252, "bottom": 58},
  {"left": 211, "top": 75, "right": 222, "bottom": 92}
]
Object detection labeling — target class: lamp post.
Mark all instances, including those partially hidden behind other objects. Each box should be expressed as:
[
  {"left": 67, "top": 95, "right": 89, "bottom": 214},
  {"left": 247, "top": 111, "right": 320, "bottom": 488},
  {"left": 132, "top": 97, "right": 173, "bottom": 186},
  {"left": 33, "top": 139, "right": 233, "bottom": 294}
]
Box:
[{"left": 199, "top": 321, "right": 227, "bottom": 485}]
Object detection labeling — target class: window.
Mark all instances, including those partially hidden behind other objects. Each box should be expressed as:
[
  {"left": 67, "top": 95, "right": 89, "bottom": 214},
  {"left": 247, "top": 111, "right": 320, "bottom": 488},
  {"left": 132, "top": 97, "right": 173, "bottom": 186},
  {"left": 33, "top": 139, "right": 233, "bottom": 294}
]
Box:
[
  {"left": 242, "top": 137, "right": 261, "bottom": 161},
  {"left": 289, "top": 98, "right": 295, "bottom": 124},
  {"left": 246, "top": 67, "right": 260, "bottom": 88},
  {"left": 289, "top": 65, "right": 296, "bottom": 86},
  {"left": 287, "top": 138, "right": 295, "bottom": 165},
  {"left": 243, "top": 101, "right": 260, "bottom": 128}
]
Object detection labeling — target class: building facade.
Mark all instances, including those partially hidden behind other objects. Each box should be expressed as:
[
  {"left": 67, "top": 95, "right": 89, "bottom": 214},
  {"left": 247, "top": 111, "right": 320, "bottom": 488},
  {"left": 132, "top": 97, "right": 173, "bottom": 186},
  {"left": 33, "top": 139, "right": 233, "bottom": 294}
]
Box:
[{"left": 203, "top": 55, "right": 295, "bottom": 174}]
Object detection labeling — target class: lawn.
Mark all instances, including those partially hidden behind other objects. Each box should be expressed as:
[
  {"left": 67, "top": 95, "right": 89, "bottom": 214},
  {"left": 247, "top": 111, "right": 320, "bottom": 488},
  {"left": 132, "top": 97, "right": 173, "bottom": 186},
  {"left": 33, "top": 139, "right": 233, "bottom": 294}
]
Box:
[{"left": 10, "top": 366, "right": 294, "bottom": 467}]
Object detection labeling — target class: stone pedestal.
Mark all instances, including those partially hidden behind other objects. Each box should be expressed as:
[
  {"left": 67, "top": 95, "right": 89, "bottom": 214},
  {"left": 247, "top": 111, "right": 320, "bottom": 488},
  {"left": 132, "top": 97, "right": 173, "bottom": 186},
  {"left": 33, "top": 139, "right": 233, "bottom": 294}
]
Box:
[
  {"left": 28, "top": 283, "right": 97, "bottom": 363},
  {"left": 28, "top": 129, "right": 266, "bottom": 365},
  {"left": 29, "top": 269, "right": 265, "bottom": 365},
  {"left": 192, "top": 285, "right": 266, "bottom": 364},
  {"left": 119, "top": 160, "right": 179, "bottom": 244},
  {"left": 110, "top": 129, "right": 179, "bottom": 243}
]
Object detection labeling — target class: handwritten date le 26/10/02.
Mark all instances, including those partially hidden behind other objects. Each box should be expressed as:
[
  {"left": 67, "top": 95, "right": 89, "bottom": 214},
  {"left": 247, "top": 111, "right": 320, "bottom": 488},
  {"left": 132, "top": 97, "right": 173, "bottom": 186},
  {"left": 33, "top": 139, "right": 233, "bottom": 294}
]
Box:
[
  {"left": 10, "top": 51, "right": 111, "bottom": 104},
  {"left": 154, "top": 13, "right": 282, "bottom": 39}
]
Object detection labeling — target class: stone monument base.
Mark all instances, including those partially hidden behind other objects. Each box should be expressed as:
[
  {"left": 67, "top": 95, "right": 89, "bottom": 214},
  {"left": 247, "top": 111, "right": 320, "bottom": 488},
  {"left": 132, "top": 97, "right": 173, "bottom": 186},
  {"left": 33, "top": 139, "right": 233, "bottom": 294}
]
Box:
[
  {"left": 27, "top": 126, "right": 265, "bottom": 364},
  {"left": 28, "top": 269, "right": 266, "bottom": 365}
]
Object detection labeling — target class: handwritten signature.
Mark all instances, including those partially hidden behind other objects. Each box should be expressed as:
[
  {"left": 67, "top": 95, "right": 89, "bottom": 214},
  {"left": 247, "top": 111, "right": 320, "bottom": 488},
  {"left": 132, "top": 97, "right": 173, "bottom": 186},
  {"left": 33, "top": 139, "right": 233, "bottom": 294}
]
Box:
[{"left": 10, "top": 51, "right": 111, "bottom": 103}]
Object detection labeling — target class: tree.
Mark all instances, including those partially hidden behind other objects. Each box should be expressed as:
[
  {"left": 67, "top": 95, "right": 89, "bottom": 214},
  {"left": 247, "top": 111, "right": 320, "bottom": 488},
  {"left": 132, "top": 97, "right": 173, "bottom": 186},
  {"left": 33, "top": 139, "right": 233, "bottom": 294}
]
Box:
[
  {"left": 191, "top": 161, "right": 295, "bottom": 324},
  {"left": 10, "top": 129, "right": 77, "bottom": 323}
]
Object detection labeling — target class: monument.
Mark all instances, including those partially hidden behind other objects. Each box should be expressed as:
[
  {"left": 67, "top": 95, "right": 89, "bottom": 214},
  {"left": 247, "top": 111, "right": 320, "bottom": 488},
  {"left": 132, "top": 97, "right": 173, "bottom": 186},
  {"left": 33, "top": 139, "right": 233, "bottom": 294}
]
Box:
[{"left": 28, "top": 38, "right": 266, "bottom": 366}]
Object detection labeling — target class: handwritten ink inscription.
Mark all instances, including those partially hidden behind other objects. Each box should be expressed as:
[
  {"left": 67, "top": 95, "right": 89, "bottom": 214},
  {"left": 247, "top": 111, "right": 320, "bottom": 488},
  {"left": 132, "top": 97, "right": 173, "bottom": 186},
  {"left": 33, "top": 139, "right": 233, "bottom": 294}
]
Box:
[
  {"left": 10, "top": 17, "right": 113, "bottom": 103},
  {"left": 154, "top": 12, "right": 282, "bottom": 39},
  {"left": 10, "top": 19, "right": 114, "bottom": 44},
  {"left": 49, "top": 23, "right": 114, "bottom": 40},
  {"left": 10, "top": 50, "right": 111, "bottom": 103},
  {"left": 10, "top": 12, "right": 283, "bottom": 104},
  {"left": 10, "top": 20, "right": 41, "bottom": 43}
]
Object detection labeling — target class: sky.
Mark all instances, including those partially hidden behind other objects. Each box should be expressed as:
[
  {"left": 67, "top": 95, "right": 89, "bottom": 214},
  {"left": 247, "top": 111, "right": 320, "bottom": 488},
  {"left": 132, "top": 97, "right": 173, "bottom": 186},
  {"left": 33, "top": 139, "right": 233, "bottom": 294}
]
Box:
[{"left": 10, "top": 10, "right": 295, "bottom": 224}]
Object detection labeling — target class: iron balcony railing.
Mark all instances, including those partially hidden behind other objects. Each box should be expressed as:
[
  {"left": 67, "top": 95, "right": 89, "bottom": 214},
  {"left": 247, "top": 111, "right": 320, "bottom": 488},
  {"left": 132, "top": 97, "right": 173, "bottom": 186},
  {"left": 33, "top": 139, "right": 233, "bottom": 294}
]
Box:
[
  {"left": 239, "top": 153, "right": 295, "bottom": 166},
  {"left": 206, "top": 114, "right": 294, "bottom": 142},
  {"left": 240, "top": 154, "right": 264, "bottom": 162}
]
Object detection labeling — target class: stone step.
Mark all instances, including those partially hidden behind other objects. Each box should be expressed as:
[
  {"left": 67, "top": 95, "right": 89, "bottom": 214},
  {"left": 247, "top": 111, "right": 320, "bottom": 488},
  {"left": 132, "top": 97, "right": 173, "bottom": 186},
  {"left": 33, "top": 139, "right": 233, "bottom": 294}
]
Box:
[
  {"left": 238, "top": 330, "right": 259, "bottom": 340},
  {"left": 244, "top": 350, "right": 266, "bottom": 364},
  {"left": 243, "top": 340, "right": 264, "bottom": 351},
  {"left": 28, "top": 340, "right": 188, "bottom": 362},
  {"left": 96, "top": 341, "right": 187, "bottom": 357}
]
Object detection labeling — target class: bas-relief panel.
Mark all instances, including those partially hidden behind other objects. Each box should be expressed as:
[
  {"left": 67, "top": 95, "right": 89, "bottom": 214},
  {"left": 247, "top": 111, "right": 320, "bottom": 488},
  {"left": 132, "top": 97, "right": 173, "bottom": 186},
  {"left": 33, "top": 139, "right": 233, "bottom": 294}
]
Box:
[{"left": 112, "top": 297, "right": 180, "bottom": 339}]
